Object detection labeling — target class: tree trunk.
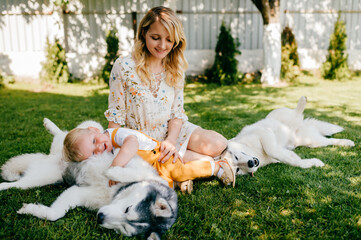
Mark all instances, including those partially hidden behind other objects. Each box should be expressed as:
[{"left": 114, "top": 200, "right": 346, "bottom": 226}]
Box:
[{"left": 252, "top": 0, "right": 281, "bottom": 85}]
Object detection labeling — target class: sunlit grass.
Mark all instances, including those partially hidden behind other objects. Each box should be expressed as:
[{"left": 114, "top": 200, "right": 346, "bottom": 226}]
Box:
[
  {"left": 0, "top": 75, "right": 360, "bottom": 239},
  {"left": 7, "top": 81, "right": 109, "bottom": 97}
]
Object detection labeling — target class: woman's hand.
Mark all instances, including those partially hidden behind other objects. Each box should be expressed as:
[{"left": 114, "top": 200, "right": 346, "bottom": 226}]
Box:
[
  {"left": 159, "top": 139, "right": 183, "bottom": 164},
  {"left": 159, "top": 118, "right": 183, "bottom": 164}
]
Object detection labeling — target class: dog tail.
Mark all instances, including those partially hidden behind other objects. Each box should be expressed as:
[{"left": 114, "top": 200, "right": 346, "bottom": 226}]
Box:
[
  {"left": 1, "top": 153, "right": 48, "bottom": 181},
  {"left": 296, "top": 96, "right": 307, "bottom": 114},
  {"left": 304, "top": 118, "right": 344, "bottom": 136}
]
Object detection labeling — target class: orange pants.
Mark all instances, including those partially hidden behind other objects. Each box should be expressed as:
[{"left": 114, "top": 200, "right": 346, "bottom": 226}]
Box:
[
  {"left": 137, "top": 142, "right": 213, "bottom": 188},
  {"left": 110, "top": 128, "right": 214, "bottom": 188}
]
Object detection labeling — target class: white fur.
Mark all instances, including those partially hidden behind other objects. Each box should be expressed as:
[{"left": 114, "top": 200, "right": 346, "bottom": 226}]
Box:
[
  {"left": 0, "top": 118, "right": 104, "bottom": 190},
  {"left": 1, "top": 118, "right": 175, "bottom": 238},
  {"left": 227, "top": 96, "right": 355, "bottom": 176}
]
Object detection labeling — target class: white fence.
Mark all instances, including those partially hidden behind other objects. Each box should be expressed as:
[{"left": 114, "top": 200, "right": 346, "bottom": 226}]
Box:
[{"left": 0, "top": 0, "right": 361, "bottom": 80}]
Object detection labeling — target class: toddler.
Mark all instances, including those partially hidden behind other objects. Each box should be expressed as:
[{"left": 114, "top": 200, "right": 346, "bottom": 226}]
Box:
[{"left": 63, "top": 127, "right": 235, "bottom": 193}]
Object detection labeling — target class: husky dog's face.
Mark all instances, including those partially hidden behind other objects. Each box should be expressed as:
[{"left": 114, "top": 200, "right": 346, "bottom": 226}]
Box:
[
  {"left": 97, "top": 181, "right": 177, "bottom": 239},
  {"left": 226, "top": 142, "right": 260, "bottom": 176}
]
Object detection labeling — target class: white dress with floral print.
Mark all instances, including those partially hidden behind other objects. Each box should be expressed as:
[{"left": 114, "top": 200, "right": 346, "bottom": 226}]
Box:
[{"left": 104, "top": 55, "right": 198, "bottom": 156}]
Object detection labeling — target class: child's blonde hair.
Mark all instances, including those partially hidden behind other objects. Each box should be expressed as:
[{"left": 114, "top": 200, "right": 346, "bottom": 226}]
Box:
[
  {"left": 63, "top": 128, "right": 89, "bottom": 162},
  {"left": 133, "top": 6, "right": 188, "bottom": 88}
]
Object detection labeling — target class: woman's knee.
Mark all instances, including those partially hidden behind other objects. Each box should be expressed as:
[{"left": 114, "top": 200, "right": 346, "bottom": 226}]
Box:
[
  {"left": 209, "top": 130, "right": 227, "bottom": 156},
  {"left": 188, "top": 128, "right": 227, "bottom": 157}
]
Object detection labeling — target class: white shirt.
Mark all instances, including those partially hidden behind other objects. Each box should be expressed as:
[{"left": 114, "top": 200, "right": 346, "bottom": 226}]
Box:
[{"left": 106, "top": 128, "right": 157, "bottom": 150}]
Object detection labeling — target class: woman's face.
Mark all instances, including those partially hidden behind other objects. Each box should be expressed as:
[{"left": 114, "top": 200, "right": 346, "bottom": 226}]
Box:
[{"left": 145, "top": 20, "right": 174, "bottom": 61}]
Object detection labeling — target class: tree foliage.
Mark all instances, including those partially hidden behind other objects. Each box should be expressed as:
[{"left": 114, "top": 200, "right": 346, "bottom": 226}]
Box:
[
  {"left": 205, "top": 22, "right": 240, "bottom": 85},
  {"left": 52, "top": 0, "right": 69, "bottom": 8},
  {"left": 100, "top": 28, "right": 119, "bottom": 85},
  {"left": 40, "top": 38, "right": 70, "bottom": 83},
  {"left": 281, "top": 26, "right": 300, "bottom": 81},
  {"left": 0, "top": 70, "right": 4, "bottom": 88},
  {"left": 321, "top": 14, "right": 351, "bottom": 80}
]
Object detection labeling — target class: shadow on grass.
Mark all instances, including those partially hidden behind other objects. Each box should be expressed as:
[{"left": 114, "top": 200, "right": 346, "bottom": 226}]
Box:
[
  {"left": 0, "top": 82, "right": 360, "bottom": 239},
  {"left": 183, "top": 82, "right": 360, "bottom": 139},
  {"left": 176, "top": 83, "right": 361, "bottom": 238},
  {"left": 0, "top": 88, "right": 109, "bottom": 159}
]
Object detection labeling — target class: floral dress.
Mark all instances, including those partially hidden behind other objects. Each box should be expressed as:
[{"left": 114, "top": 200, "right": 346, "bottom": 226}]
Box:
[{"left": 104, "top": 55, "right": 198, "bottom": 156}]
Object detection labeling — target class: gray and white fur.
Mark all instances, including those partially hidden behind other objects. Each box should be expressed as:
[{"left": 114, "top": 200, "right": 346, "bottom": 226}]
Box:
[{"left": 1, "top": 118, "right": 177, "bottom": 239}]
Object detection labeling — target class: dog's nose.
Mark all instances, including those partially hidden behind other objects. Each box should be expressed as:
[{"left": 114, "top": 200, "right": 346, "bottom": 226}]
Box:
[
  {"left": 248, "top": 158, "right": 260, "bottom": 168},
  {"left": 97, "top": 212, "right": 105, "bottom": 224},
  {"left": 253, "top": 157, "right": 260, "bottom": 167}
]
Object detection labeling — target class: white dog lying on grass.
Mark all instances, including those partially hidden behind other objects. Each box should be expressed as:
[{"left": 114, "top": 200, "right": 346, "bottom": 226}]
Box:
[
  {"left": 0, "top": 118, "right": 178, "bottom": 239},
  {"left": 223, "top": 96, "right": 355, "bottom": 176}
]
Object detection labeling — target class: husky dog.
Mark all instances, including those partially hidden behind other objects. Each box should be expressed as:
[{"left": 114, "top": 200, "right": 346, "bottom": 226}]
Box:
[
  {"left": 224, "top": 96, "right": 355, "bottom": 176},
  {"left": 0, "top": 118, "right": 177, "bottom": 239}
]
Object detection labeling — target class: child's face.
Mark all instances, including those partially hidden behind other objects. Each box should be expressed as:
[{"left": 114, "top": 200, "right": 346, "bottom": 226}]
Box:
[
  {"left": 76, "top": 127, "right": 113, "bottom": 161},
  {"left": 145, "top": 20, "right": 174, "bottom": 61}
]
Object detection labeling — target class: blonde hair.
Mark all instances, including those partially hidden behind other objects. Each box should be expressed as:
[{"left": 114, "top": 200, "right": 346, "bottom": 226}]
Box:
[
  {"left": 63, "top": 128, "right": 89, "bottom": 163},
  {"left": 133, "top": 6, "right": 188, "bottom": 88}
]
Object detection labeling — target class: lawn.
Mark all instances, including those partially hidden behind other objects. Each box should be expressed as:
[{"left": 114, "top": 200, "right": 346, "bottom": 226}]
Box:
[{"left": 0, "top": 76, "right": 360, "bottom": 239}]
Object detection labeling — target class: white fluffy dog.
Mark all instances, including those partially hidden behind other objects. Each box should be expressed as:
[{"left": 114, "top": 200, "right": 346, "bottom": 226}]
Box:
[
  {"left": 0, "top": 118, "right": 178, "bottom": 239},
  {"left": 224, "top": 96, "right": 355, "bottom": 176}
]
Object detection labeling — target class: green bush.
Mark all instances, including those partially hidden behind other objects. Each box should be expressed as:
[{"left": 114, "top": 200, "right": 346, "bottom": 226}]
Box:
[
  {"left": 281, "top": 26, "right": 301, "bottom": 82},
  {"left": 40, "top": 38, "right": 70, "bottom": 83},
  {"left": 321, "top": 14, "right": 351, "bottom": 80},
  {"left": 0, "top": 70, "right": 4, "bottom": 88},
  {"left": 205, "top": 22, "right": 241, "bottom": 85},
  {"left": 53, "top": 0, "right": 69, "bottom": 7},
  {"left": 100, "top": 28, "right": 119, "bottom": 85}
]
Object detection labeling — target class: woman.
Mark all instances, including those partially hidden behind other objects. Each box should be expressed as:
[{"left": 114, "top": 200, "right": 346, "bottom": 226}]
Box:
[{"left": 104, "top": 6, "right": 234, "bottom": 189}]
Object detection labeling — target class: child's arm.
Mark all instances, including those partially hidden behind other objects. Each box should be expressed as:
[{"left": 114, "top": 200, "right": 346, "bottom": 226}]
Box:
[
  {"left": 108, "top": 135, "right": 139, "bottom": 186},
  {"left": 111, "top": 135, "right": 139, "bottom": 167}
]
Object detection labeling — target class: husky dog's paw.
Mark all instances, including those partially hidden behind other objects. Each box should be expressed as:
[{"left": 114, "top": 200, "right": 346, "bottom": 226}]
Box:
[
  {"left": 105, "top": 166, "right": 158, "bottom": 183},
  {"left": 17, "top": 203, "right": 36, "bottom": 215},
  {"left": 105, "top": 167, "right": 126, "bottom": 182},
  {"left": 43, "top": 118, "right": 58, "bottom": 134},
  {"left": 300, "top": 96, "right": 307, "bottom": 103},
  {"left": 43, "top": 118, "right": 51, "bottom": 129},
  {"left": 0, "top": 182, "right": 12, "bottom": 191},
  {"left": 18, "top": 203, "right": 62, "bottom": 221}
]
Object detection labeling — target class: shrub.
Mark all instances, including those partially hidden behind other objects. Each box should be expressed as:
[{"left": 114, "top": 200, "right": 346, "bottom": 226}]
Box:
[
  {"left": 53, "top": 0, "right": 69, "bottom": 7},
  {"left": 281, "top": 26, "right": 301, "bottom": 82},
  {"left": 40, "top": 38, "right": 70, "bottom": 83},
  {"left": 321, "top": 14, "right": 351, "bottom": 80},
  {"left": 100, "top": 28, "right": 119, "bottom": 85},
  {"left": 205, "top": 22, "right": 241, "bottom": 85},
  {"left": 0, "top": 70, "right": 4, "bottom": 88}
]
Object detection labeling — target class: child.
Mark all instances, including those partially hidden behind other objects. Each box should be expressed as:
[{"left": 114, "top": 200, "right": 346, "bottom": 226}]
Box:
[{"left": 63, "top": 126, "right": 235, "bottom": 193}]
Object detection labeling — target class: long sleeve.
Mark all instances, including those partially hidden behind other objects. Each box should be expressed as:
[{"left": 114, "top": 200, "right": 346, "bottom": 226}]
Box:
[
  {"left": 104, "top": 58, "right": 126, "bottom": 125},
  {"left": 170, "top": 86, "right": 188, "bottom": 122}
]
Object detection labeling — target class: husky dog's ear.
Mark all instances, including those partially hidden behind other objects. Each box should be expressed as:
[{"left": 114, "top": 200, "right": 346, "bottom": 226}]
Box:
[
  {"left": 152, "top": 197, "right": 172, "bottom": 218},
  {"left": 147, "top": 232, "right": 160, "bottom": 240}
]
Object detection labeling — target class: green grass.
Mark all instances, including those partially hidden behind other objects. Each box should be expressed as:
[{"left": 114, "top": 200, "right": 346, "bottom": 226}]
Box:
[{"left": 0, "top": 77, "right": 360, "bottom": 239}]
